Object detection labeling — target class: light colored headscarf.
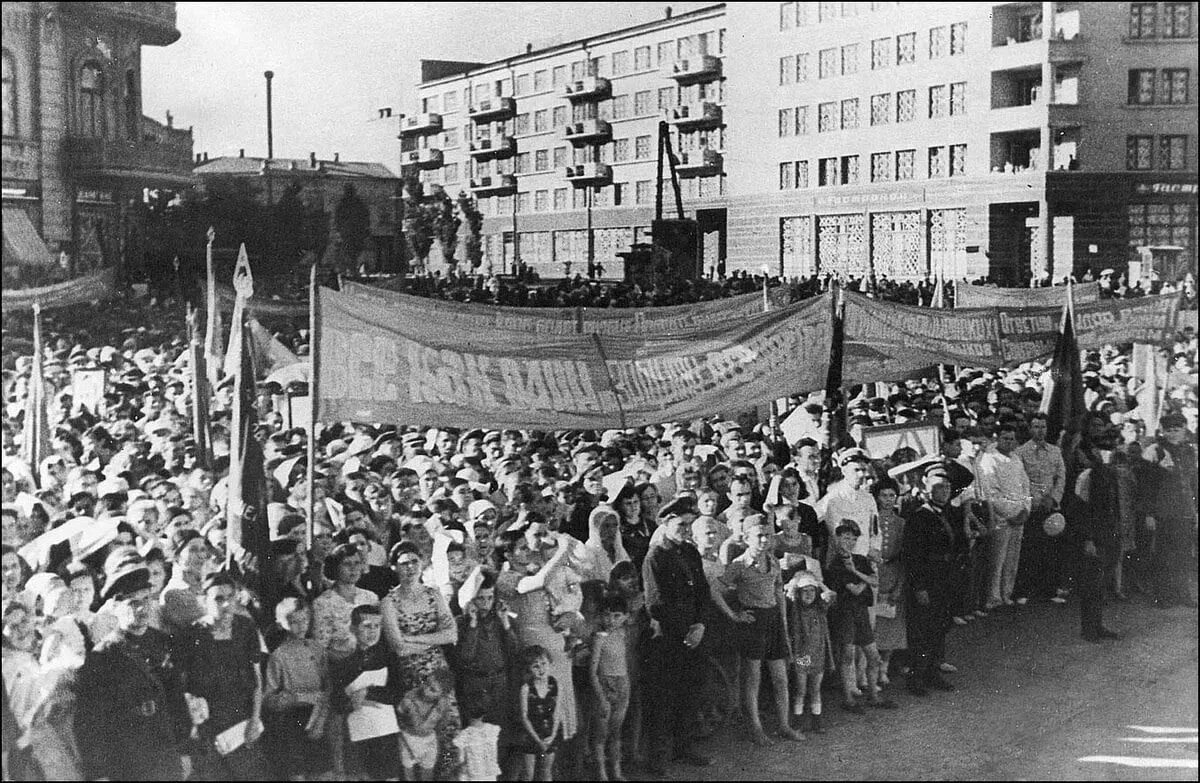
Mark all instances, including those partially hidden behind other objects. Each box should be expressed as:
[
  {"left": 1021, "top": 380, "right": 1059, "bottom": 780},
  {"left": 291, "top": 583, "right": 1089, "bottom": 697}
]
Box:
[{"left": 581, "top": 504, "right": 629, "bottom": 582}]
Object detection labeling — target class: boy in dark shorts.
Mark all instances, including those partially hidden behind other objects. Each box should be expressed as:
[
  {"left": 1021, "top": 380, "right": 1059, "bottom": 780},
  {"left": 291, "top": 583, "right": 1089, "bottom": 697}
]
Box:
[{"left": 825, "top": 521, "right": 898, "bottom": 714}]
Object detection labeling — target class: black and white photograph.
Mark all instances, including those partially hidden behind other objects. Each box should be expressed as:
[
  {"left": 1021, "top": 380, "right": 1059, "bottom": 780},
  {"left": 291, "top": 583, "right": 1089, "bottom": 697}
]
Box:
[{"left": 1, "top": 2, "right": 1197, "bottom": 780}]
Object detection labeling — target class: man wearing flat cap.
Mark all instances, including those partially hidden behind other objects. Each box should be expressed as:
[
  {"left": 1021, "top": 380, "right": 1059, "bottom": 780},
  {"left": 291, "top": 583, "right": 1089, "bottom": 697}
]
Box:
[
  {"left": 75, "top": 553, "right": 189, "bottom": 780},
  {"left": 901, "top": 461, "right": 964, "bottom": 696},
  {"left": 642, "top": 495, "right": 714, "bottom": 773}
]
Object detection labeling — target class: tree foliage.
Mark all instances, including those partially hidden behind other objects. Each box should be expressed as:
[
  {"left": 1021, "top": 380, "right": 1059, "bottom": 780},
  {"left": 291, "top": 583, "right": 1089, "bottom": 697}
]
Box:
[
  {"left": 334, "top": 184, "right": 371, "bottom": 273},
  {"left": 430, "top": 189, "right": 461, "bottom": 271},
  {"left": 456, "top": 192, "right": 484, "bottom": 270}
]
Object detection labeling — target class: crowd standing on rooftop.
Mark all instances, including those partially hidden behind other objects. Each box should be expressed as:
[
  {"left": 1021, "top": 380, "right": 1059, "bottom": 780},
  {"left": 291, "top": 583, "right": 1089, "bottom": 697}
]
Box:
[{"left": 1, "top": 266, "right": 1197, "bottom": 781}]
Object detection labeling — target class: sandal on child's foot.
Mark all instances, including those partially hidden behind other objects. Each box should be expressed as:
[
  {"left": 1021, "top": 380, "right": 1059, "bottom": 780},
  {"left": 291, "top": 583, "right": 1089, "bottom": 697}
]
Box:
[
  {"left": 750, "top": 729, "right": 774, "bottom": 746},
  {"left": 777, "top": 727, "right": 807, "bottom": 742}
]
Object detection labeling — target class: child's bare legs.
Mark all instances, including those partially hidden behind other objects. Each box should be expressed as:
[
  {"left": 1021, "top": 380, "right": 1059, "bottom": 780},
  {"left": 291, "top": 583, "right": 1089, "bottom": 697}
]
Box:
[
  {"left": 592, "top": 698, "right": 613, "bottom": 781},
  {"left": 520, "top": 754, "right": 538, "bottom": 781},
  {"left": 854, "top": 646, "right": 868, "bottom": 691},
  {"left": 403, "top": 765, "right": 426, "bottom": 782},
  {"left": 839, "top": 643, "right": 859, "bottom": 704},
  {"left": 537, "top": 751, "right": 556, "bottom": 782},
  {"left": 878, "top": 649, "right": 893, "bottom": 686},
  {"left": 767, "top": 658, "right": 804, "bottom": 740},
  {"left": 740, "top": 656, "right": 772, "bottom": 744}
]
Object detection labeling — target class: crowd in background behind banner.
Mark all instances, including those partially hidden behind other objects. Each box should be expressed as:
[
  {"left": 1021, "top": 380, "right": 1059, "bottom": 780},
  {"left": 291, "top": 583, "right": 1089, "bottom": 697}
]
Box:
[{"left": 0, "top": 266, "right": 1196, "bottom": 782}]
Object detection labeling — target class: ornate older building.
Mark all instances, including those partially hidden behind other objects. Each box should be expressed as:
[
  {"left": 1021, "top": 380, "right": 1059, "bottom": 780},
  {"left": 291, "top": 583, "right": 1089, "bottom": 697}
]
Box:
[{"left": 2, "top": 1, "right": 193, "bottom": 284}]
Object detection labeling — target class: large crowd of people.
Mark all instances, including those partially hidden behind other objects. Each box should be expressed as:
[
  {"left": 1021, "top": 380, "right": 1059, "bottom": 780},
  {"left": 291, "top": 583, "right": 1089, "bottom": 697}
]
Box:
[{"left": 1, "top": 268, "right": 1197, "bottom": 782}]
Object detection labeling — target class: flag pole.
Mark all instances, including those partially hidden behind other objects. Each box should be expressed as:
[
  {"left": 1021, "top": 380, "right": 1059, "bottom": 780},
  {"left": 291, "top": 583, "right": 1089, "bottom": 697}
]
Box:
[
  {"left": 305, "top": 263, "right": 318, "bottom": 551},
  {"left": 203, "top": 227, "right": 222, "bottom": 388},
  {"left": 762, "top": 267, "right": 782, "bottom": 447},
  {"left": 21, "top": 301, "right": 46, "bottom": 482},
  {"left": 186, "top": 303, "right": 211, "bottom": 469}
]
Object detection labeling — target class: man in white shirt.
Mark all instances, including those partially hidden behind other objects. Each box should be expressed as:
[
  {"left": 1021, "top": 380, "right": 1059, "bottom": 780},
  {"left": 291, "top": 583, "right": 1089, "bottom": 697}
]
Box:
[
  {"left": 791, "top": 438, "right": 824, "bottom": 509},
  {"left": 1013, "top": 414, "right": 1066, "bottom": 604},
  {"left": 977, "top": 424, "right": 1031, "bottom": 610},
  {"left": 816, "top": 449, "right": 881, "bottom": 561}
]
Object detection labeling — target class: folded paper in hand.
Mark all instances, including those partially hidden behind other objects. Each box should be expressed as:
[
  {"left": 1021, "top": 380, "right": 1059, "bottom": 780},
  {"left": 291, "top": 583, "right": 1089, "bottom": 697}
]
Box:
[
  {"left": 347, "top": 700, "right": 399, "bottom": 742},
  {"left": 214, "top": 719, "right": 249, "bottom": 756},
  {"left": 345, "top": 667, "right": 388, "bottom": 694}
]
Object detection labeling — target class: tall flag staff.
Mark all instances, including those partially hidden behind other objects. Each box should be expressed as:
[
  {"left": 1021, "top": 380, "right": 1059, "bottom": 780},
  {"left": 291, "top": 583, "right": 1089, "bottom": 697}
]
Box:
[
  {"left": 20, "top": 302, "right": 49, "bottom": 476},
  {"left": 186, "top": 303, "right": 212, "bottom": 468},
  {"left": 1040, "top": 279, "right": 1085, "bottom": 448},
  {"left": 305, "top": 262, "right": 319, "bottom": 551},
  {"left": 819, "top": 281, "right": 847, "bottom": 495},
  {"left": 203, "top": 227, "right": 224, "bottom": 388}
]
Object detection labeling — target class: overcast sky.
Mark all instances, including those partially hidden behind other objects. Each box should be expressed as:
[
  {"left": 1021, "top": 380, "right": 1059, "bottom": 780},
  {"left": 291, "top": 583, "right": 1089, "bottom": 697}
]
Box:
[{"left": 143, "top": 2, "right": 712, "bottom": 173}]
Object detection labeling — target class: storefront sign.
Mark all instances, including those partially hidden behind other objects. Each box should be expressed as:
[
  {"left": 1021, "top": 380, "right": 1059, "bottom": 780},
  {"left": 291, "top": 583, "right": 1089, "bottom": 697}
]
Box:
[{"left": 1134, "top": 183, "right": 1198, "bottom": 195}]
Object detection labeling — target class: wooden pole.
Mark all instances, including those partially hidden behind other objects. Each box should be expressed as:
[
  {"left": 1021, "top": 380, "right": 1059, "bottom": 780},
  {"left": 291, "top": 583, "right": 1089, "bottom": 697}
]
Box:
[{"left": 305, "top": 263, "right": 318, "bottom": 551}]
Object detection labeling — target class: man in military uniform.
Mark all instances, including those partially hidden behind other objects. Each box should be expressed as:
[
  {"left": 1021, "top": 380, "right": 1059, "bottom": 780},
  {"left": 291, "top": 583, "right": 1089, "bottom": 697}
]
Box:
[
  {"left": 902, "top": 461, "right": 964, "bottom": 696},
  {"left": 642, "top": 495, "right": 714, "bottom": 775},
  {"left": 74, "top": 553, "right": 189, "bottom": 781}
]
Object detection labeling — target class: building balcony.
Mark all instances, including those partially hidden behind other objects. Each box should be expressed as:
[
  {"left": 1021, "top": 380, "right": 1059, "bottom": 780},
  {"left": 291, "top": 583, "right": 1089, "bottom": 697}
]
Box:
[
  {"left": 563, "top": 119, "right": 612, "bottom": 146},
  {"left": 675, "top": 149, "right": 722, "bottom": 178},
  {"left": 1047, "top": 36, "right": 1086, "bottom": 64},
  {"left": 988, "top": 102, "right": 1045, "bottom": 133},
  {"left": 666, "top": 101, "right": 722, "bottom": 129},
  {"left": 468, "top": 97, "right": 516, "bottom": 123},
  {"left": 666, "top": 55, "right": 722, "bottom": 83},
  {"left": 2, "top": 139, "right": 41, "bottom": 181},
  {"left": 565, "top": 162, "right": 613, "bottom": 187},
  {"left": 64, "top": 2, "right": 180, "bottom": 46},
  {"left": 1047, "top": 102, "right": 1084, "bottom": 128},
  {"left": 399, "top": 112, "right": 443, "bottom": 137},
  {"left": 562, "top": 76, "right": 611, "bottom": 102},
  {"left": 404, "top": 148, "right": 443, "bottom": 170},
  {"left": 468, "top": 135, "right": 517, "bottom": 160},
  {"left": 469, "top": 174, "right": 518, "bottom": 196},
  {"left": 63, "top": 134, "right": 194, "bottom": 185}
]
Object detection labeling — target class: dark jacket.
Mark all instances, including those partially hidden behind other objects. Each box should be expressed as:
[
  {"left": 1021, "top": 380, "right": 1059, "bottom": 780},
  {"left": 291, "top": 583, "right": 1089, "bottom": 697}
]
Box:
[
  {"left": 901, "top": 501, "right": 960, "bottom": 599},
  {"left": 643, "top": 537, "right": 712, "bottom": 642}
]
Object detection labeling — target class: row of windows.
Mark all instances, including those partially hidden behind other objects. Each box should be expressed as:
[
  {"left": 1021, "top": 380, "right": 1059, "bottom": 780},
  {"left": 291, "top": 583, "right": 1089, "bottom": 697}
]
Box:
[
  {"left": 459, "top": 129, "right": 721, "bottom": 178},
  {"left": 778, "top": 83, "right": 963, "bottom": 136},
  {"left": 777, "top": 143, "right": 965, "bottom": 188},
  {"left": 779, "top": 1, "right": 899, "bottom": 29},
  {"left": 464, "top": 174, "right": 726, "bottom": 216},
  {"left": 1128, "top": 68, "right": 1191, "bottom": 104},
  {"left": 1126, "top": 134, "right": 1190, "bottom": 170},
  {"left": 2, "top": 51, "right": 143, "bottom": 140},
  {"left": 779, "top": 25, "right": 965, "bottom": 86},
  {"left": 1129, "top": 2, "right": 1195, "bottom": 39}
]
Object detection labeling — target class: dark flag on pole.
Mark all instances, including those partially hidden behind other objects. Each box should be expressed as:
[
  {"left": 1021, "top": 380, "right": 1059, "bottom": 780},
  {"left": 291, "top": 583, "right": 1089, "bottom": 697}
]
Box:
[
  {"left": 819, "top": 283, "right": 848, "bottom": 494},
  {"left": 224, "top": 247, "right": 268, "bottom": 593},
  {"left": 186, "top": 305, "right": 212, "bottom": 469},
  {"left": 1040, "top": 285, "right": 1084, "bottom": 445}
]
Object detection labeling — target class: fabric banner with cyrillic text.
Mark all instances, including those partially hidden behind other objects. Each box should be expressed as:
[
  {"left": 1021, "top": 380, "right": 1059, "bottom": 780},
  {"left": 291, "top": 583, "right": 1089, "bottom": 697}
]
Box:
[
  {"left": 955, "top": 281, "right": 1101, "bottom": 309},
  {"left": 317, "top": 285, "right": 832, "bottom": 429},
  {"left": 842, "top": 292, "right": 1003, "bottom": 385},
  {"left": 1, "top": 269, "right": 116, "bottom": 310},
  {"left": 998, "top": 292, "right": 1182, "bottom": 363}
]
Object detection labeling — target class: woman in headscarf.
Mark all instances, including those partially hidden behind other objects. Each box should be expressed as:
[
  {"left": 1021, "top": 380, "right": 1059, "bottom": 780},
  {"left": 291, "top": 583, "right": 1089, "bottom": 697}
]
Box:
[{"left": 579, "top": 504, "right": 630, "bottom": 583}]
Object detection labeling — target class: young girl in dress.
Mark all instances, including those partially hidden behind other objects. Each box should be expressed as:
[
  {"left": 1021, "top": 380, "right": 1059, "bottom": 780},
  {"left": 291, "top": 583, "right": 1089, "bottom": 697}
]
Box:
[
  {"left": 516, "top": 645, "right": 563, "bottom": 781},
  {"left": 786, "top": 570, "right": 834, "bottom": 734}
]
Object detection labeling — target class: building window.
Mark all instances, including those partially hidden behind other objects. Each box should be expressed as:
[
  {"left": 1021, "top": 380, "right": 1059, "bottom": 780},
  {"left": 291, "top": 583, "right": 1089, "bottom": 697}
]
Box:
[
  {"left": 515, "top": 152, "right": 530, "bottom": 174},
  {"left": 780, "top": 55, "right": 795, "bottom": 85},
  {"left": 1128, "top": 203, "right": 1194, "bottom": 257},
  {"left": 571, "top": 60, "right": 586, "bottom": 81},
  {"left": 517, "top": 192, "right": 531, "bottom": 213},
  {"left": 592, "top": 185, "right": 609, "bottom": 207},
  {"left": 929, "top": 84, "right": 948, "bottom": 118},
  {"left": 896, "top": 89, "right": 916, "bottom": 122},
  {"left": 634, "top": 91, "right": 652, "bottom": 116},
  {"left": 1164, "top": 2, "right": 1194, "bottom": 37},
  {"left": 658, "top": 87, "right": 675, "bottom": 112},
  {"left": 554, "top": 188, "right": 568, "bottom": 210},
  {"left": 634, "top": 46, "right": 652, "bottom": 71},
  {"left": 818, "top": 1, "right": 839, "bottom": 22},
  {"left": 553, "top": 146, "right": 568, "bottom": 169},
  {"left": 635, "top": 135, "right": 652, "bottom": 159},
  {"left": 1127, "top": 135, "right": 1154, "bottom": 169},
  {"left": 552, "top": 106, "right": 567, "bottom": 129},
  {"left": 657, "top": 41, "right": 673, "bottom": 66},
  {"left": 515, "top": 113, "right": 530, "bottom": 134},
  {"left": 950, "top": 22, "right": 967, "bottom": 55},
  {"left": 870, "top": 93, "right": 891, "bottom": 126},
  {"left": 444, "top": 128, "right": 459, "bottom": 148},
  {"left": 422, "top": 95, "right": 439, "bottom": 113},
  {"left": 818, "top": 156, "right": 838, "bottom": 186},
  {"left": 1161, "top": 69, "right": 1190, "bottom": 103},
  {"left": 635, "top": 180, "right": 652, "bottom": 204},
  {"left": 1129, "top": 69, "right": 1157, "bottom": 104},
  {"left": 950, "top": 82, "right": 966, "bottom": 115},
  {"left": 929, "top": 26, "right": 948, "bottom": 58},
  {"left": 2, "top": 50, "right": 15, "bottom": 137},
  {"left": 612, "top": 50, "right": 630, "bottom": 76},
  {"left": 609, "top": 95, "right": 627, "bottom": 120},
  {"left": 779, "top": 161, "right": 794, "bottom": 190},
  {"left": 79, "top": 62, "right": 106, "bottom": 138},
  {"left": 818, "top": 101, "right": 837, "bottom": 132},
  {"left": 535, "top": 149, "right": 549, "bottom": 171},
  {"left": 781, "top": 1, "right": 795, "bottom": 29},
  {"left": 535, "top": 190, "right": 549, "bottom": 212},
  {"left": 1160, "top": 135, "right": 1188, "bottom": 169},
  {"left": 444, "top": 163, "right": 458, "bottom": 183},
  {"left": 871, "top": 151, "right": 892, "bottom": 182},
  {"left": 871, "top": 38, "right": 890, "bottom": 70},
  {"left": 789, "top": 53, "right": 806, "bottom": 83},
  {"left": 897, "top": 32, "right": 916, "bottom": 65},
  {"left": 795, "top": 160, "right": 809, "bottom": 188},
  {"left": 841, "top": 155, "right": 860, "bottom": 185},
  {"left": 779, "top": 107, "right": 795, "bottom": 137},
  {"left": 819, "top": 48, "right": 837, "bottom": 79},
  {"left": 613, "top": 138, "right": 630, "bottom": 162},
  {"left": 928, "top": 145, "right": 947, "bottom": 178},
  {"left": 795, "top": 105, "right": 809, "bottom": 134},
  {"left": 1129, "top": 2, "right": 1157, "bottom": 38},
  {"left": 589, "top": 57, "right": 604, "bottom": 77},
  {"left": 841, "top": 98, "right": 859, "bottom": 129},
  {"left": 950, "top": 143, "right": 967, "bottom": 176},
  {"left": 841, "top": 44, "right": 859, "bottom": 75},
  {"left": 552, "top": 65, "right": 567, "bottom": 89},
  {"left": 515, "top": 73, "right": 530, "bottom": 96},
  {"left": 896, "top": 149, "right": 915, "bottom": 180},
  {"left": 531, "top": 70, "right": 546, "bottom": 93},
  {"left": 534, "top": 109, "right": 548, "bottom": 133}
]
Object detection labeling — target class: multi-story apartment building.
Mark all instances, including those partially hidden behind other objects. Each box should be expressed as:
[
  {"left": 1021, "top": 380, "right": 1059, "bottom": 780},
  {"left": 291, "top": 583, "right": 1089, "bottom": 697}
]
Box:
[
  {"left": 728, "top": 1, "right": 1197, "bottom": 284},
  {"left": 2, "top": 2, "right": 194, "bottom": 284},
  {"left": 399, "top": 2, "right": 1197, "bottom": 283},
  {"left": 399, "top": 4, "right": 729, "bottom": 278}
]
